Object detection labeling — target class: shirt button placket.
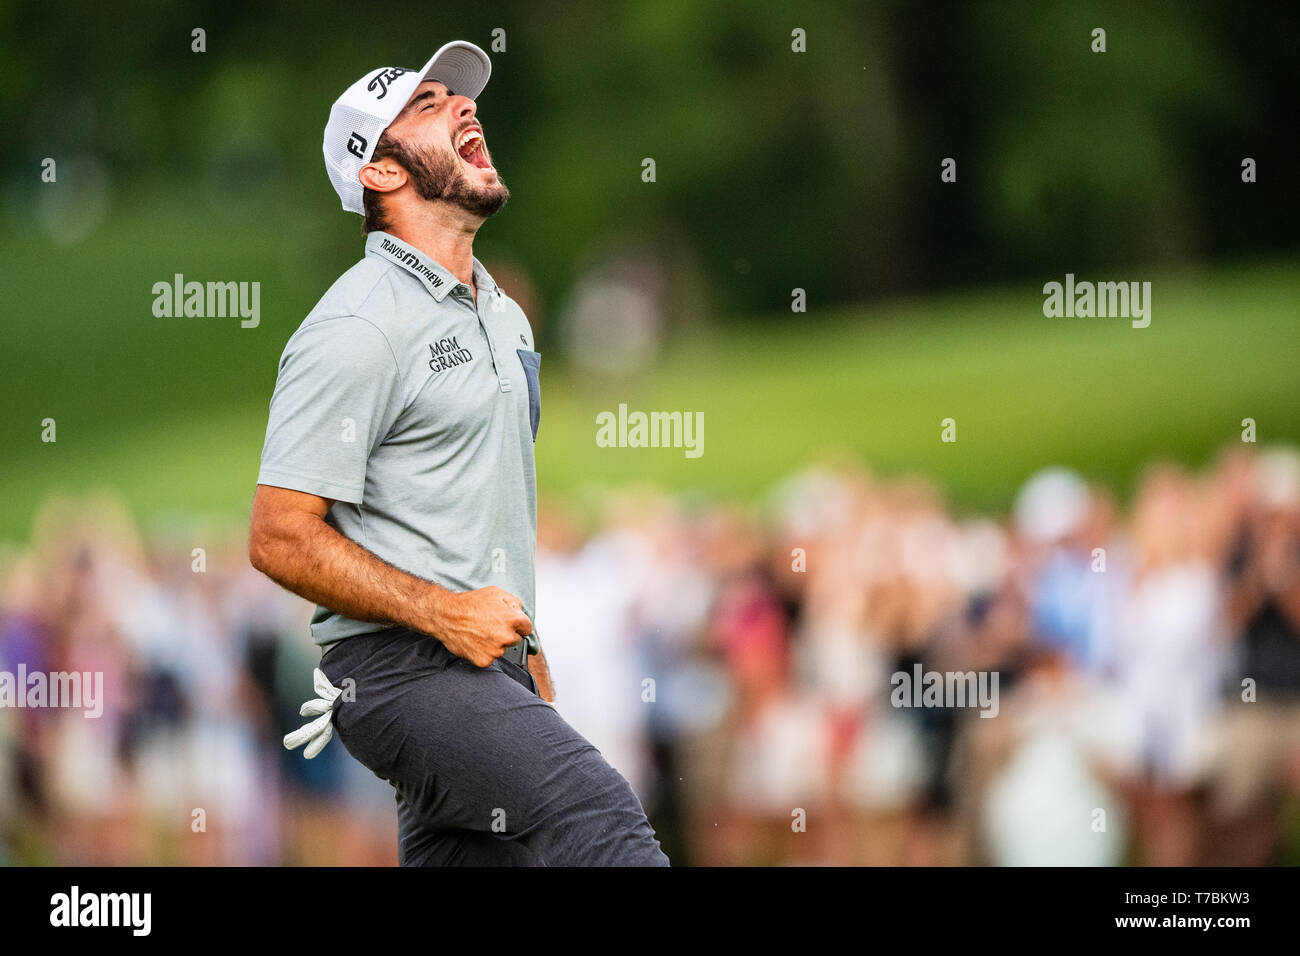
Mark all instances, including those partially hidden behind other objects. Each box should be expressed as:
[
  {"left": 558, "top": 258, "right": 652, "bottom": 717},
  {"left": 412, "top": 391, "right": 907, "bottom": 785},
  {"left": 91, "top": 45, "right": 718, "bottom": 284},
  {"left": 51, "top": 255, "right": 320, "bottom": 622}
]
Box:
[{"left": 467, "top": 285, "right": 510, "bottom": 393}]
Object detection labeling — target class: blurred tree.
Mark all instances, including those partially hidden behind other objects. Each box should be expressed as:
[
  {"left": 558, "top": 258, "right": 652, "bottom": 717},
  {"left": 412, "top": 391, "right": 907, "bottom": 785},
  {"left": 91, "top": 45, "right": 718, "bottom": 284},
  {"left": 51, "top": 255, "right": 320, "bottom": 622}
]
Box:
[{"left": 2, "top": 0, "right": 1295, "bottom": 317}]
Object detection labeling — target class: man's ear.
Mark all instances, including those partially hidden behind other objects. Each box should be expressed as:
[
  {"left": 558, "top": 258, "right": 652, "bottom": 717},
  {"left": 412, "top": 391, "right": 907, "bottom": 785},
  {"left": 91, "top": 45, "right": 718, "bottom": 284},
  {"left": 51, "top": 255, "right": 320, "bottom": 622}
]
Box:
[{"left": 359, "top": 156, "right": 406, "bottom": 194}]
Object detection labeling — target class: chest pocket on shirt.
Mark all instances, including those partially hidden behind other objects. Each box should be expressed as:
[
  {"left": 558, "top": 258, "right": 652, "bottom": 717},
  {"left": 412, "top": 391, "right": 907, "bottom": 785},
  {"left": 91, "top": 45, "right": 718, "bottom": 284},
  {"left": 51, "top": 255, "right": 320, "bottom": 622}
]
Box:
[{"left": 516, "top": 349, "right": 541, "bottom": 441}]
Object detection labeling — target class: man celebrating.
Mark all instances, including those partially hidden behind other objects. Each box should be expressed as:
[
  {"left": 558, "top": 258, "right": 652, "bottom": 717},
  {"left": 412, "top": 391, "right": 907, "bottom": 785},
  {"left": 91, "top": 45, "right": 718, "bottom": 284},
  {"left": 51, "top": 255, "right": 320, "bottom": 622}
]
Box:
[{"left": 249, "top": 41, "right": 668, "bottom": 866}]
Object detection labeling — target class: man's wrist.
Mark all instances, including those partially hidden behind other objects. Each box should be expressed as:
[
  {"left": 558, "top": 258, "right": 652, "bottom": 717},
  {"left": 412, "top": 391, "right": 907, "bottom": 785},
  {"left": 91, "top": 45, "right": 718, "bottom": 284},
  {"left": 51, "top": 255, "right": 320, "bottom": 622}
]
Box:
[{"left": 415, "top": 581, "right": 455, "bottom": 639}]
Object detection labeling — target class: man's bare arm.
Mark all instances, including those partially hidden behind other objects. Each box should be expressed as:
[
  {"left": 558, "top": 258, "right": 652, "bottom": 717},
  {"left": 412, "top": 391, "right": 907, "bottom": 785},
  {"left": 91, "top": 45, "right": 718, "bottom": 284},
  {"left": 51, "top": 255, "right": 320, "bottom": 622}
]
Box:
[{"left": 249, "top": 484, "right": 531, "bottom": 667}]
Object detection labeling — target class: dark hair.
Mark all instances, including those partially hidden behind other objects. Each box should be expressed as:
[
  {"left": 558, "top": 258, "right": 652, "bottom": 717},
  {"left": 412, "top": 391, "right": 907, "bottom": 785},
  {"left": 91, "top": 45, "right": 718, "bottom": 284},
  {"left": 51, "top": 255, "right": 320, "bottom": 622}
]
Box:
[{"left": 362, "top": 130, "right": 400, "bottom": 234}]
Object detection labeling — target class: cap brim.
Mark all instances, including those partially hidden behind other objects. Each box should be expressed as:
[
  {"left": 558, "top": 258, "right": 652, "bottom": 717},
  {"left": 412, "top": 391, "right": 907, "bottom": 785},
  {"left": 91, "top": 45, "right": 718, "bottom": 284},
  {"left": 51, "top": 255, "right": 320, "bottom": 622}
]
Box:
[{"left": 419, "top": 40, "right": 492, "bottom": 101}]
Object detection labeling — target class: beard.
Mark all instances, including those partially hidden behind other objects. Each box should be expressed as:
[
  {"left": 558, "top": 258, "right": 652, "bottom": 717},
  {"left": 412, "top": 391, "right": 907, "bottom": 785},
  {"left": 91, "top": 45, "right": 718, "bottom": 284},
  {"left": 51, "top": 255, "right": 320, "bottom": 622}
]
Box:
[{"left": 389, "top": 138, "right": 510, "bottom": 218}]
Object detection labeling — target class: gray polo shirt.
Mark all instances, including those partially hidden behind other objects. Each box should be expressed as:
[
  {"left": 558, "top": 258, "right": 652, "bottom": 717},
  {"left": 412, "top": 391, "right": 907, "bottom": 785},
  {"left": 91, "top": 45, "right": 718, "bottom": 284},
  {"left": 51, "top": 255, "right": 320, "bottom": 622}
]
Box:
[{"left": 257, "top": 231, "right": 541, "bottom": 647}]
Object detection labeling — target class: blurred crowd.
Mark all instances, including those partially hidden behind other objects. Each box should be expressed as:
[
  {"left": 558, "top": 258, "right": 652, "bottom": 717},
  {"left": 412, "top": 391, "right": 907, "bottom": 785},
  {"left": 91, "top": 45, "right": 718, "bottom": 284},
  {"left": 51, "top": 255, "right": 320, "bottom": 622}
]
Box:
[{"left": 2, "top": 442, "right": 1299, "bottom": 865}]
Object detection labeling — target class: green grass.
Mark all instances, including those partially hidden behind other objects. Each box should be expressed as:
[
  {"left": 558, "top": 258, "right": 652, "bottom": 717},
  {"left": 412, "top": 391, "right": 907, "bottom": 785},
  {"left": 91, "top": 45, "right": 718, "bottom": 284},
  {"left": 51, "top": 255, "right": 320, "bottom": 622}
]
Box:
[
  {"left": 536, "top": 256, "right": 1300, "bottom": 510},
  {"left": 2, "top": 190, "right": 1297, "bottom": 543}
]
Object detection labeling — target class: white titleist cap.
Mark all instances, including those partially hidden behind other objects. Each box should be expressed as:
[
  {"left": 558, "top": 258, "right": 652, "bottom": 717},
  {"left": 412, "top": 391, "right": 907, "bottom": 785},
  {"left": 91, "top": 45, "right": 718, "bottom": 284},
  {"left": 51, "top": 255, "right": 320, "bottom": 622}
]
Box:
[{"left": 323, "top": 41, "right": 492, "bottom": 215}]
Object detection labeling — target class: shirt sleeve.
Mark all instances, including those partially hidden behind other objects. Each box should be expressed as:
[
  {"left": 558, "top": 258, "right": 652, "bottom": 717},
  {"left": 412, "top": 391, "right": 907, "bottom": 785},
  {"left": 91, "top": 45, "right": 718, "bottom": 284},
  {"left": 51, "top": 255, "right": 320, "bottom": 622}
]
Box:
[{"left": 256, "top": 315, "right": 404, "bottom": 504}]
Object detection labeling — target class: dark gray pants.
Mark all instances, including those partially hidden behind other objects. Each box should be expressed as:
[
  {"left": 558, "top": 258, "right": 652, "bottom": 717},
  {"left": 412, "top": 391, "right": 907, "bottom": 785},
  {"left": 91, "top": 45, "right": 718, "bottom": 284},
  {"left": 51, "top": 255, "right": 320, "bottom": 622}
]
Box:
[{"left": 320, "top": 627, "right": 670, "bottom": 866}]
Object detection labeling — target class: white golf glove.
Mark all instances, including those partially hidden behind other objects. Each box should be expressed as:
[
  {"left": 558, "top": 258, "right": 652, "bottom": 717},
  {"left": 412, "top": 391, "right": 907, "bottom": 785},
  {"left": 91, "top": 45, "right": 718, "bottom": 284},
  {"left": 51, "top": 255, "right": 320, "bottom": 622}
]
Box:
[{"left": 283, "top": 667, "right": 343, "bottom": 759}]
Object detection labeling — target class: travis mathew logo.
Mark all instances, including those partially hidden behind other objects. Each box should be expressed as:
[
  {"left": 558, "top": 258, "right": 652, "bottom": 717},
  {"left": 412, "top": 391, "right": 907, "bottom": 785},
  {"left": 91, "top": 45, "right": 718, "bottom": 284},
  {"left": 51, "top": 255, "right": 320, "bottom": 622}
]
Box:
[
  {"left": 379, "top": 237, "right": 445, "bottom": 289},
  {"left": 429, "top": 336, "right": 474, "bottom": 372},
  {"left": 367, "top": 66, "right": 409, "bottom": 99}
]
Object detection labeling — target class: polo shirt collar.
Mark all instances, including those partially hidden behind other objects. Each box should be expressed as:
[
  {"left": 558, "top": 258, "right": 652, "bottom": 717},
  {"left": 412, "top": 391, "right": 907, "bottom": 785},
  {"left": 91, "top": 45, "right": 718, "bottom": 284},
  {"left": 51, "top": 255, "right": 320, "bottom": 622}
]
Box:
[
  {"left": 471, "top": 257, "right": 501, "bottom": 297},
  {"left": 366, "top": 231, "right": 500, "bottom": 303}
]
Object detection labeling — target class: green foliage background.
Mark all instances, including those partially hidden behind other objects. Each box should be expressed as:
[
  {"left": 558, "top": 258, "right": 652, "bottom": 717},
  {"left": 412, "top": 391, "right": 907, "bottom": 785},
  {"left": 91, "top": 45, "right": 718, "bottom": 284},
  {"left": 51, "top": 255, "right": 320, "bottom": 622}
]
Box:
[{"left": 0, "top": 1, "right": 1296, "bottom": 540}]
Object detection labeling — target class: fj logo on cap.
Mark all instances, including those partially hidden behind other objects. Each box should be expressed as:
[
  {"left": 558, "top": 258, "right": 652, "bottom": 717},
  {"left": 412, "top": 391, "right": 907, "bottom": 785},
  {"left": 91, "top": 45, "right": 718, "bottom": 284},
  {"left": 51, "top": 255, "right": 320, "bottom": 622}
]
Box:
[
  {"left": 367, "top": 67, "right": 409, "bottom": 99},
  {"left": 346, "top": 132, "right": 367, "bottom": 158}
]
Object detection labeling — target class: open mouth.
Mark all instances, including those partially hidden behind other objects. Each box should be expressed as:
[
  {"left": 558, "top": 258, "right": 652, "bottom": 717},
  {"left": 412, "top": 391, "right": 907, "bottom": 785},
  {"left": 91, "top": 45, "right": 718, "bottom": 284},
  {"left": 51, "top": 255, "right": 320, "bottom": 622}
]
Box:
[{"left": 455, "top": 127, "right": 493, "bottom": 170}]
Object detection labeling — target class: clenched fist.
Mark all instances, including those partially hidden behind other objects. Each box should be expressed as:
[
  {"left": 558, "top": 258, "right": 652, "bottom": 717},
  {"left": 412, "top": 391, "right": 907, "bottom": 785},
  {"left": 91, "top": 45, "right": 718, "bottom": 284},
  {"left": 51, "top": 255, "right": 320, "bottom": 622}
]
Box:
[{"left": 424, "top": 585, "right": 532, "bottom": 668}]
